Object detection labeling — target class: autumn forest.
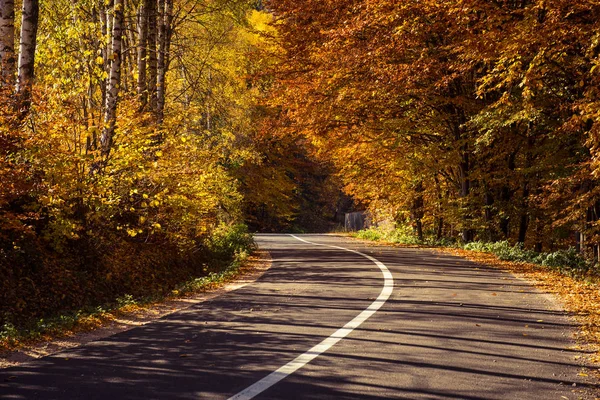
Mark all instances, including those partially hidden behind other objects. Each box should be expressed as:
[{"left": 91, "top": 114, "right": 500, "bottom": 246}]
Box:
[{"left": 2, "top": 0, "right": 600, "bottom": 336}]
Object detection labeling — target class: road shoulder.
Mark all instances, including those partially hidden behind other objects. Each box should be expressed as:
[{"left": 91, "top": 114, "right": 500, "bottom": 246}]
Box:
[
  {"left": 0, "top": 250, "right": 272, "bottom": 370},
  {"left": 344, "top": 233, "right": 600, "bottom": 390}
]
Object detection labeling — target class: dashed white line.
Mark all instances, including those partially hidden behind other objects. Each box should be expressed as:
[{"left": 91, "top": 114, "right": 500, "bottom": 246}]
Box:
[{"left": 228, "top": 234, "right": 394, "bottom": 400}]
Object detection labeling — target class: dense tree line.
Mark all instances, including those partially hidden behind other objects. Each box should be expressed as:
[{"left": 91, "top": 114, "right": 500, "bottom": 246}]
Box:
[
  {"left": 11, "top": 0, "right": 597, "bottom": 329},
  {"left": 267, "top": 0, "right": 600, "bottom": 255},
  {"left": 0, "top": 0, "right": 288, "bottom": 327}
]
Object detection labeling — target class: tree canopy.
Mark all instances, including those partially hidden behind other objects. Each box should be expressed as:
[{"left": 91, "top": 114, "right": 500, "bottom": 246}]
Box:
[
  {"left": 3, "top": 0, "right": 600, "bottom": 331},
  {"left": 266, "top": 0, "right": 600, "bottom": 253}
]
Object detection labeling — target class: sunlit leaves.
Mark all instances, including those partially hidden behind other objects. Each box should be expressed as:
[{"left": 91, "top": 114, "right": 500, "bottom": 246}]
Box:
[{"left": 268, "top": 0, "right": 600, "bottom": 245}]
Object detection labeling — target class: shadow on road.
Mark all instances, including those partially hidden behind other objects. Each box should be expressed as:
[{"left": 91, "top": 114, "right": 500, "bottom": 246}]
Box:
[{"left": 0, "top": 235, "right": 596, "bottom": 399}]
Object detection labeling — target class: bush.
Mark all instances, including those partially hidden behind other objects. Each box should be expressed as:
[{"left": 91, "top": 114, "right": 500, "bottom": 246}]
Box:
[
  {"left": 355, "top": 226, "right": 424, "bottom": 245},
  {"left": 0, "top": 223, "right": 255, "bottom": 331},
  {"left": 465, "top": 241, "right": 540, "bottom": 263},
  {"left": 541, "top": 248, "right": 588, "bottom": 272},
  {"left": 493, "top": 242, "right": 537, "bottom": 263},
  {"left": 464, "top": 241, "right": 495, "bottom": 252},
  {"left": 355, "top": 228, "right": 384, "bottom": 241},
  {"left": 464, "top": 241, "right": 592, "bottom": 277},
  {"left": 357, "top": 230, "right": 597, "bottom": 280},
  {"left": 387, "top": 226, "right": 424, "bottom": 245},
  {"left": 204, "top": 223, "right": 255, "bottom": 269}
]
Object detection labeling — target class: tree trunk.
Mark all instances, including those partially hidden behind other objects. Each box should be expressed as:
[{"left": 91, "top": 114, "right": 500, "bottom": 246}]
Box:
[
  {"left": 156, "top": 0, "right": 172, "bottom": 124},
  {"left": 484, "top": 189, "right": 495, "bottom": 241},
  {"left": 137, "top": 0, "right": 149, "bottom": 107},
  {"left": 103, "top": 0, "right": 114, "bottom": 100},
  {"left": 122, "top": 34, "right": 129, "bottom": 93},
  {"left": 434, "top": 175, "right": 444, "bottom": 240},
  {"left": 517, "top": 136, "right": 534, "bottom": 244},
  {"left": 179, "top": 62, "right": 190, "bottom": 106},
  {"left": 499, "top": 191, "right": 510, "bottom": 238},
  {"left": 436, "top": 217, "right": 444, "bottom": 239},
  {"left": 206, "top": 69, "right": 212, "bottom": 130},
  {"left": 517, "top": 177, "right": 530, "bottom": 243},
  {"left": 16, "top": 0, "right": 39, "bottom": 112},
  {"left": 105, "top": 0, "right": 113, "bottom": 56},
  {"left": 499, "top": 151, "right": 516, "bottom": 239},
  {"left": 156, "top": 0, "right": 165, "bottom": 123},
  {"left": 99, "top": 1, "right": 108, "bottom": 111},
  {"left": 459, "top": 149, "right": 473, "bottom": 242},
  {"left": 412, "top": 180, "right": 424, "bottom": 242},
  {"left": 100, "top": 0, "right": 124, "bottom": 158},
  {"left": 517, "top": 210, "right": 528, "bottom": 243},
  {"left": 164, "top": 0, "right": 173, "bottom": 67},
  {"left": 0, "top": 0, "right": 15, "bottom": 86},
  {"left": 147, "top": 0, "right": 157, "bottom": 114}
]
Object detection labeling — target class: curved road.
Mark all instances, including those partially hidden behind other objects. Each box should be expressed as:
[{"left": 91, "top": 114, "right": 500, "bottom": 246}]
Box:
[{"left": 0, "top": 234, "right": 597, "bottom": 399}]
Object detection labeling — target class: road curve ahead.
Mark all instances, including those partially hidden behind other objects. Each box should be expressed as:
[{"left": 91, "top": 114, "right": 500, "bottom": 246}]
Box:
[{"left": 0, "top": 234, "right": 597, "bottom": 399}]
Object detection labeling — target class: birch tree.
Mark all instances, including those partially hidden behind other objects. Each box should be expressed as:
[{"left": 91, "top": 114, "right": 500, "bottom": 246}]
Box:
[
  {"left": 137, "top": 0, "right": 149, "bottom": 107},
  {"left": 0, "top": 0, "right": 15, "bottom": 86},
  {"left": 100, "top": 0, "right": 124, "bottom": 157},
  {"left": 16, "top": 0, "right": 39, "bottom": 110}
]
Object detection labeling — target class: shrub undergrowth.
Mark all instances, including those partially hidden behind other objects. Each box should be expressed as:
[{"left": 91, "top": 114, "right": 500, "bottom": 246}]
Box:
[
  {"left": 354, "top": 227, "right": 597, "bottom": 280},
  {"left": 355, "top": 227, "right": 454, "bottom": 247},
  {"left": 0, "top": 223, "right": 254, "bottom": 348}
]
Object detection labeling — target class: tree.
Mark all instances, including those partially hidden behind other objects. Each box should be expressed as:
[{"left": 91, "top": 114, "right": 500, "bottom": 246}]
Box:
[
  {"left": 16, "top": 0, "right": 40, "bottom": 111},
  {"left": 147, "top": 0, "right": 157, "bottom": 113},
  {"left": 156, "top": 0, "right": 173, "bottom": 124},
  {"left": 0, "top": 0, "right": 15, "bottom": 86},
  {"left": 136, "top": 0, "right": 149, "bottom": 107},
  {"left": 265, "top": 0, "right": 600, "bottom": 250},
  {"left": 100, "top": 0, "right": 124, "bottom": 158},
  {"left": 1, "top": 0, "right": 272, "bottom": 328}
]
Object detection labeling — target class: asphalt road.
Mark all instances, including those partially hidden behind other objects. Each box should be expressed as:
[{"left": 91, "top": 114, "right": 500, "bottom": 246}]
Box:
[{"left": 1, "top": 234, "right": 598, "bottom": 399}]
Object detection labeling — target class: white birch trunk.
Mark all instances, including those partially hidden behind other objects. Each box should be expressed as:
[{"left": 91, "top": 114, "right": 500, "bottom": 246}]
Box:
[
  {"left": 16, "top": 0, "right": 39, "bottom": 104},
  {"left": 0, "top": 0, "right": 15, "bottom": 86},
  {"left": 100, "top": 0, "right": 124, "bottom": 157},
  {"left": 136, "top": 0, "right": 149, "bottom": 106},
  {"left": 105, "top": 0, "right": 114, "bottom": 58}
]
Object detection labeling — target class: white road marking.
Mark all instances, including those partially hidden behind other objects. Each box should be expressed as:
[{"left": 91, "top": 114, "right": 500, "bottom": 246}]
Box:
[{"left": 228, "top": 234, "right": 394, "bottom": 400}]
